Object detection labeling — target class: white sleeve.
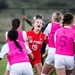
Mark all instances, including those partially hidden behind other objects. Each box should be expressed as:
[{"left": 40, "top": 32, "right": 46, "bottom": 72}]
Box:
[
  {"left": 22, "top": 31, "right": 28, "bottom": 41},
  {"left": 25, "top": 43, "right": 32, "bottom": 54},
  {"left": 0, "top": 43, "right": 9, "bottom": 58},
  {"left": 44, "top": 23, "right": 52, "bottom": 36},
  {"left": 5, "top": 31, "right": 8, "bottom": 41}
]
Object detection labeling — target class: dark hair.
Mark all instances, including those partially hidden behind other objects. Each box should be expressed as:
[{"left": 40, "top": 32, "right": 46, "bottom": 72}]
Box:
[
  {"left": 36, "top": 15, "right": 42, "bottom": 19},
  {"left": 11, "top": 18, "right": 20, "bottom": 30},
  {"left": 63, "top": 13, "right": 74, "bottom": 26},
  {"left": 8, "top": 29, "right": 22, "bottom": 51}
]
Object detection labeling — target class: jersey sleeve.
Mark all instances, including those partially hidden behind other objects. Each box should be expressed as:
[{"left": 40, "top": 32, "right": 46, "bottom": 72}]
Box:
[
  {"left": 5, "top": 31, "right": 8, "bottom": 41},
  {"left": 44, "top": 23, "right": 52, "bottom": 36},
  {"left": 25, "top": 43, "right": 32, "bottom": 54},
  {"left": 22, "top": 31, "right": 28, "bottom": 41},
  {"left": 0, "top": 43, "right": 9, "bottom": 58}
]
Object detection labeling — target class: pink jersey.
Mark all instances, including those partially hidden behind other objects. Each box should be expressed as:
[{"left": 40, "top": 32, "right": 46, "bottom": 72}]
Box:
[
  {"left": 55, "top": 27, "right": 75, "bottom": 56},
  {"left": 6, "top": 30, "right": 25, "bottom": 42},
  {"left": 48, "top": 22, "right": 60, "bottom": 48},
  {"left": 17, "top": 30, "right": 25, "bottom": 42},
  {"left": 72, "top": 24, "right": 75, "bottom": 30},
  {"left": 7, "top": 41, "right": 29, "bottom": 66}
]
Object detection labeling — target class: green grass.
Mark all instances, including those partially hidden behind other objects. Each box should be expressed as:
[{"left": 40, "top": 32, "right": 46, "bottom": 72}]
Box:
[
  {"left": 0, "top": 57, "right": 7, "bottom": 75},
  {"left": 0, "top": 44, "right": 7, "bottom": 75}
]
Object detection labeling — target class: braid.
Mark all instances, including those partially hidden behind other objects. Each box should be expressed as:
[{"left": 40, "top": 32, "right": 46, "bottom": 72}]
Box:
[
  {"left": 14, "top": 40, "right": 22, "bottom": 51},
  {"left": 8, "top": 29, "right": 22, "bottom": 51}
]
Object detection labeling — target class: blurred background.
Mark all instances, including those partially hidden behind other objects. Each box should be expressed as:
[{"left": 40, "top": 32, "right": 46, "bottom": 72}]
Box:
[
  {"left": 0, "top": 0, "right": 75, "bottom": 75},
  {"left": 0, "top": 0, "right": 75, "bottom": 44}
]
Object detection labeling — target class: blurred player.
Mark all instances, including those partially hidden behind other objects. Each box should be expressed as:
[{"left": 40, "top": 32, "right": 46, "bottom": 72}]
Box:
[
  {"left": 54, "top": 13, "right": 75, "bottom": 75},
  {"left": 41, "top": 11, "right": 63, "bottom": 75},
  {"left": 0, "top": 29, "right": 34, "bottom": 75},
  {"left": 5, "top": 18, "right": 28, "bottom": 75}
]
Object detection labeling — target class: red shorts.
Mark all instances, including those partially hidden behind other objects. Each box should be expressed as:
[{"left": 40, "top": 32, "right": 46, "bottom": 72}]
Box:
[{"left": 30, "top": 53, "right": 41, "bottom": 66}]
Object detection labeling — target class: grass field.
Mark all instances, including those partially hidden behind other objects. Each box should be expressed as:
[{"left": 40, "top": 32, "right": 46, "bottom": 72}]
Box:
[
  {"left": 0, "top": 44, "right": 7, "bottom": 75},
  {"left": 0, "top": 57, "right": 7, "bottom": 75}
]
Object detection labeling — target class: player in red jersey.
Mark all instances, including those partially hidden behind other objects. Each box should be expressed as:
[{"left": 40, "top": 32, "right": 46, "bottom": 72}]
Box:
[{"left": 27, "top": 18, "right": 47, "bottom": 75}]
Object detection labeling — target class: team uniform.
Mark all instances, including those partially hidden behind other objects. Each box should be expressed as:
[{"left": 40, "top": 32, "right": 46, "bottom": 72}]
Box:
[
  {"left": 5, "top": 30, "right": 28, "bottom": 71},
  {"left": 72, "top": 24, "right": 75, "bottom": 29},
  {"left": 44, "top": 22, "right": 60, "bottom": 66},
  {"left": 5, "top": 30, "right": 27, "bottom": 42},
  {"left": 27, "top": 30, "right": 45, "bottom": 66},
  {"left": 54, "top": 26, "right": 75, "bottom": 70},
  {"left": 0, "top": 41, "right": 33, "bottom": 75}
]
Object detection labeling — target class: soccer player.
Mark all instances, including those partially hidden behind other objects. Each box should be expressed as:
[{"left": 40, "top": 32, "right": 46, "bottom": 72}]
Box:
[
  {"left": 41, "top": 11, "right": 63, "bottom": 75},
  {"left": 54, "top": 13, "right": 75, "bottom": 75},
  {"left": 0, "top": 29, "right": 34, "bottom": 75},
  {"left": 5, "top": 18, "right": 28, "bottom": 75},
  {"left": 26, "top": 18, "right": 47, "bottom": 75}
]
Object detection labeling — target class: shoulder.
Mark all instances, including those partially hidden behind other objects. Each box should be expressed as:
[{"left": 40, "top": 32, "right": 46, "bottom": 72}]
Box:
[
  {"left": 5, "top": 31, "right": 8, "bottom": 36},
  {"left": 40, "top": 32, "right": 46, "bottom": 39},
  {"left": 5, "top": 31, "right": 8, "bottom": 34},
  {"left": 45, "top": 23, "right": 52, "bottom": 31},
  {"left": 26, "top": 30, "right": 33, "bottom": 35},
  {"left": 22, "top": 31, "right": 27, "bottom": 34},
  {"left": 47, "top": 23, "right": 52, "bottom": 28}
]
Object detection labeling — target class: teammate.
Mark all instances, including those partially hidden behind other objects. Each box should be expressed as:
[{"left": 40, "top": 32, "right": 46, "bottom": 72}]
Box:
[
  {"left": 41, "top": 11, "right": 63, "bottom": 75},
  {"left": 5, "top": 18, "right": 27, "bottom": 42},
  {"left": 54, "top": 13, "right": 75, "bottom": 75},
  {"left": 26, "top": 18, "right": 47, "bottom": 75},
  {"left": 0, "top": 29, "right": 33, "bottom": 75},
  {"left": 5, "top": 18, "right": 28, "bottom": 75}
]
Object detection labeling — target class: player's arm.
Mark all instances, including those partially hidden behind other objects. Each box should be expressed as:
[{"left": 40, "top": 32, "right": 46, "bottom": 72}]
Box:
[
  {"left": 0, "top": 44, "right": 9, "bottom": 61},
  {"left": 25, "top": 43, "right": 34, "bottom": 60},
  {"left": 22, "top": 15, "right": 32, "bottom": 26}
]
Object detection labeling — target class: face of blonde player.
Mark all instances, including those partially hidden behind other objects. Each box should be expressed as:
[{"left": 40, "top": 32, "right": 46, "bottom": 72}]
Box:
[{"left": 33, "top": 19, "right": 43, "bottom": 33}]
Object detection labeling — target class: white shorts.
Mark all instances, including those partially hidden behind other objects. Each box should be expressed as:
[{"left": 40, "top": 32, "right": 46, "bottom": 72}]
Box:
[
  {"left": 45, "top": 47, "right": 56, "bottom": 66},
  {"left": 48, "top": 47, "right": 56, "bottom": 54},
  {"left": 45, "top": 53, "right": 55, "bottom": 66},
  {"left": 55, "top": 54, "right": 74, "bottom": 70},
  {"left": 10, "top": 62, "right": 33, "bottom": 75}
]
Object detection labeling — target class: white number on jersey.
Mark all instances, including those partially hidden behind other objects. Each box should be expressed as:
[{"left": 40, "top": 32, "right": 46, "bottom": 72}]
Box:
[{"left": 32, "top": 44, "right": 38, "bottom": 50}]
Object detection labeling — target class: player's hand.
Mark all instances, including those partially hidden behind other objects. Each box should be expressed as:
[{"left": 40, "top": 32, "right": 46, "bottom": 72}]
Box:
[
  {"left": 22, "top": 15, "right": 27, "bottom": 20},
  {"left": 42, "top": 53, "right": 47, "bottom": 58}
]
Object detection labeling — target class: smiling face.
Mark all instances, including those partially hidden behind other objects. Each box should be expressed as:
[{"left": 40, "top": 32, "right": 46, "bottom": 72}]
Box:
[{"left": 32, "top": 19, "right": 43, "bottom": 32}]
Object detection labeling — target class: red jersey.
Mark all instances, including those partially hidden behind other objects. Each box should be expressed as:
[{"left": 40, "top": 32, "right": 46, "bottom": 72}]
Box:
[{"left": 27, "top": 30, "right": 45, "bottom": 66}]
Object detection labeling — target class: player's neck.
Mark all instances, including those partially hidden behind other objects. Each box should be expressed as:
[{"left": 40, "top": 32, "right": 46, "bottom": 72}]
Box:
[{"left": 33, "top": 29, "right": 40, "bottom": 34}]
